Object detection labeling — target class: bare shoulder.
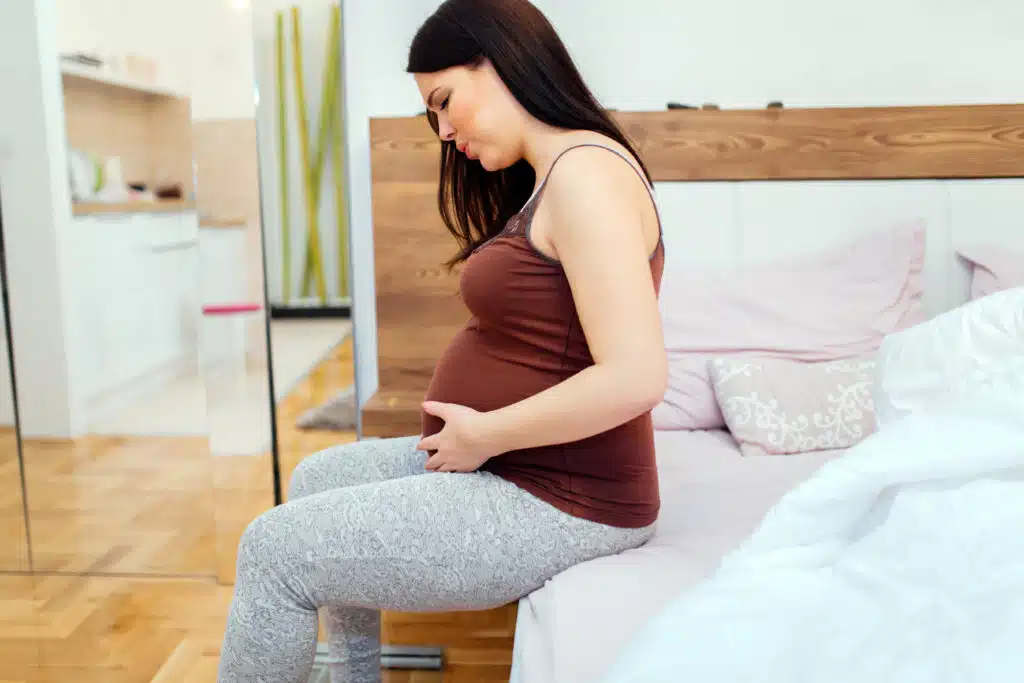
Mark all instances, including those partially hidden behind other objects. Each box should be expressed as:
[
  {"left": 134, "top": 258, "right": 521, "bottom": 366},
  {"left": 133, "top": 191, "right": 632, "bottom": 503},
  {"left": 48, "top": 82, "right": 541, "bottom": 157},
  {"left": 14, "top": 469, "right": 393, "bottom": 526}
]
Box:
[
  {"left": 537, "top": 140, "right": 658, "bottom": 259},
  {"left": 543, "top": 141, "right": 648, "bottom": 210}
]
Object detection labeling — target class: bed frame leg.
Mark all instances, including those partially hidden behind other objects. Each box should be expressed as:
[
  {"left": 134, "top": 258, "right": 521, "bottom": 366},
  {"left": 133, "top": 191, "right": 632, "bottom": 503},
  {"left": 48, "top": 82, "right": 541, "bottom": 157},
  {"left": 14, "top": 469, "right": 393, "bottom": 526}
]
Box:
[
  {"left": 380, "top": 645, "right": 445, "bottom": 670},
  {"left": 313, "top": 644, "right": 444, "bottom": 673}
]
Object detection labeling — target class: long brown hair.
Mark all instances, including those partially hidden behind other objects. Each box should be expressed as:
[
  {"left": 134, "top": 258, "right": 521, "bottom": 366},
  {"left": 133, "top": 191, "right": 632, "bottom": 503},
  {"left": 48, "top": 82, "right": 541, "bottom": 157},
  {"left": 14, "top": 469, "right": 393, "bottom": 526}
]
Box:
[{"left": 406, "top": 0, "right": 650, "bottom": 266}]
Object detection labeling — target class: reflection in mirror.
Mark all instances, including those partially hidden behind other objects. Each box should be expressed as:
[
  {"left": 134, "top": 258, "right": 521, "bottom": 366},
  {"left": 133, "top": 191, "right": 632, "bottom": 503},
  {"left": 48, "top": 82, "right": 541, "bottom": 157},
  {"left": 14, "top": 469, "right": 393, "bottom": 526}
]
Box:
[
  {"left": 248, "top": 0, "right": 357, "bottom": 505},
  {"left": 189, "top": 0, "right": 278, "bottom": 584},
  {"left": 177, "top": 0, "right": 357, "bottom": 586},
  {"left": 0, "top": 207, "right": 30, "bottom": 572},
  {"left": 4, "top": 0, "right": 215, "bottom": 576}
]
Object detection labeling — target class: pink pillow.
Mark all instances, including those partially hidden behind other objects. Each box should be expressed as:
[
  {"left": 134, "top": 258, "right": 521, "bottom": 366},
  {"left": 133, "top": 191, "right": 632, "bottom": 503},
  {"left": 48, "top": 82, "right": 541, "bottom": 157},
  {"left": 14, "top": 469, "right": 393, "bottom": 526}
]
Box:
[
  {"left": 709, "top": 355, "right": 878, "bottom": 456},
  {"left": 957, "top": 245, "right": 1024, "bottom": 300},
  {"left": 653, "top": 222, "right": 926, "bottom": 430}
]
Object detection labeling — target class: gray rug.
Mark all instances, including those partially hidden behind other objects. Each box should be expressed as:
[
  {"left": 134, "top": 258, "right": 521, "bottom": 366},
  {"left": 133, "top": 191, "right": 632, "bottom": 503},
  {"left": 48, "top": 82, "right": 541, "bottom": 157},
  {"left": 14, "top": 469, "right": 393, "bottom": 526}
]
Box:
[{"left": 296, "top": 385, "right": 357, "bottom": 431}]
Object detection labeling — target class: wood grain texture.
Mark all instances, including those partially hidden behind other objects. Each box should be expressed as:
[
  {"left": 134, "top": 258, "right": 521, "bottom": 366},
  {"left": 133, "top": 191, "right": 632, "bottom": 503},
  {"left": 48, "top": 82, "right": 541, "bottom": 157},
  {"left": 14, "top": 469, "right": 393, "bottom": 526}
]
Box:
[
  {"left": 362, "top": 103, "right": 1024, "bottom": 433},
  {"left": 361, "top": 389, "right": 429, "bottom": 439},
  {"left": 615, "top": 104, "right": 1024, "bottom": 181},
  {"left": 20, "top": 435, "right": 216, "bottom": 576},
  {"left": 0, "top": 571, "right": 514, "bottom": 682},
  {"left": 0, "top": 429, "right": 29, "bottom": 572},
  {"left": 366, "top": 124, "right": 470, "bottom": 435}
]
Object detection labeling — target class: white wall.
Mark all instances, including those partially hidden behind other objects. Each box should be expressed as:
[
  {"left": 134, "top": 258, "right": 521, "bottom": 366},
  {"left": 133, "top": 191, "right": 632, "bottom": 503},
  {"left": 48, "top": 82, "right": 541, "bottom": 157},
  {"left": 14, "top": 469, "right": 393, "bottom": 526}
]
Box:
[
  {"left": 0, "top": 0, "right": 86, "bottom": 439},
  {"left": 342, "top": 0, "right": 1024, "bottom": 407},
  {"left": 188, "top": 0, "right": 258, "bottom": 122}
]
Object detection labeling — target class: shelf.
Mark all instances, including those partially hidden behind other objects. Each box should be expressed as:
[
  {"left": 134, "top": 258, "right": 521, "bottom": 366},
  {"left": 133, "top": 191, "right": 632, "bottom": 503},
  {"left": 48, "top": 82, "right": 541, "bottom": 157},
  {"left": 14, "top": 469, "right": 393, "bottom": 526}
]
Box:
[
  {"left": 60, "top": 61, "right": 185, "bottom": 99},
  {"left": 73, "top": 199, "right": 196, "bottom": 216}
]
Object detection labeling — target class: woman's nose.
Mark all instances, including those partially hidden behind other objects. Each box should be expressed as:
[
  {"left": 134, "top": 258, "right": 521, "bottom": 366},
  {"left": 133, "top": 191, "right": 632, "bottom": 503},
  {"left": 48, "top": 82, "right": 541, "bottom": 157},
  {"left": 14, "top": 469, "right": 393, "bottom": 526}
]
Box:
[{"left": 437, "top": 117, "right": 456, "bottom": 142}]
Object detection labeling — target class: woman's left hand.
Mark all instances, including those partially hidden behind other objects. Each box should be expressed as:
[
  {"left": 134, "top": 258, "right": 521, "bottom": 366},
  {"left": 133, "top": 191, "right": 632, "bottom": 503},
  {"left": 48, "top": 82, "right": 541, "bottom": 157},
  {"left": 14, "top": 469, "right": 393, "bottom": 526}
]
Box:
[{"left": 417, "top": 401, "right": 500, "bottom": 472}]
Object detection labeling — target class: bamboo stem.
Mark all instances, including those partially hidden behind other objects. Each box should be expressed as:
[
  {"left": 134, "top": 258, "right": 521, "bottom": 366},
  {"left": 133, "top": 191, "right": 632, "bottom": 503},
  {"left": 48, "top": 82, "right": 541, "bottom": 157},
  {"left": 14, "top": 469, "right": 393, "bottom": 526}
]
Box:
[
  {"left": 328, "top": 3, "right": 350, "bottom": 299},
  {"left": 274, "top": 11, "right": 291, "bottom": 303},
  {"left": 301, "top": 4, "right": 340, "bottom": 300},
  {"left": 291, "top": 5, "right": 327, "bottom": 302}
]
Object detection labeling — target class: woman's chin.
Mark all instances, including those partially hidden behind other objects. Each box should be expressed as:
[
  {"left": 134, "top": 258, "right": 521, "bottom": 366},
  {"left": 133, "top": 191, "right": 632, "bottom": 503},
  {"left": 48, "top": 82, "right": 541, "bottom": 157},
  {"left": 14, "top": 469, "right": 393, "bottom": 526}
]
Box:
[{"left": 476, "top": 153, "right": 509, "bottom": 173}]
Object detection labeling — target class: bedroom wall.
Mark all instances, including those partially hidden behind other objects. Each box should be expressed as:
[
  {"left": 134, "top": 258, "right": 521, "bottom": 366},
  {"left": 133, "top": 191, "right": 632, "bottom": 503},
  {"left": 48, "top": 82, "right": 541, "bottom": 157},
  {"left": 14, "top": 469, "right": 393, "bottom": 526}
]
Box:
[
  {"left": 0, "top": 0, "right": 85, "bottom": 438},
  {"left": 344, "top": 0, "right": 1024, "bottom": 406}
]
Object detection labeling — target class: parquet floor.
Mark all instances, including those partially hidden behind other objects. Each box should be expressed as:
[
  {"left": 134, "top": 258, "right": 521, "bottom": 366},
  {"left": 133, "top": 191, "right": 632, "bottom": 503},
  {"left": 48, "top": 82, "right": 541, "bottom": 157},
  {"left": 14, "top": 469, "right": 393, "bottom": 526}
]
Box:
[
  {"left": 0, "top": 429, "right": 30, "bottom": 571},
  {"left": 0, "top": 335, "right": 516, "bottom": 682}
]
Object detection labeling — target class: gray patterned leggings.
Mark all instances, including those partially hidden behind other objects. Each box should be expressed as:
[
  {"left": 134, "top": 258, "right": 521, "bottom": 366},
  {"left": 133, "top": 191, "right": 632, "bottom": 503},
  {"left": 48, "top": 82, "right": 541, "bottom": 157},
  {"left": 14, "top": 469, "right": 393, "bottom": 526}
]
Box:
[{"left": 216, "top": 436, "right": 655, "bottom": 683}]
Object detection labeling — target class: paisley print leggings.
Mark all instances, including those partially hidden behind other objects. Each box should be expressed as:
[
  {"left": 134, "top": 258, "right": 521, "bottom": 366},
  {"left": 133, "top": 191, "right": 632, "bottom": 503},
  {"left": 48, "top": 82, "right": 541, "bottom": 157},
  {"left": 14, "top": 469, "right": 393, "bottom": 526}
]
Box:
[{"left": 216, "top": 436, "right": 655, "bottom": 683}]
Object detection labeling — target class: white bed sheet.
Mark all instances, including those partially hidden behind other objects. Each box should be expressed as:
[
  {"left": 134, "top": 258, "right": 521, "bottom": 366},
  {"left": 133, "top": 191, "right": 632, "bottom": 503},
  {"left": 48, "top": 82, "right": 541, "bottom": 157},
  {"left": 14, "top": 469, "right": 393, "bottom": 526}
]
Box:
[{"left": 509, "top": 429, "right": 840, "bottom": 683}]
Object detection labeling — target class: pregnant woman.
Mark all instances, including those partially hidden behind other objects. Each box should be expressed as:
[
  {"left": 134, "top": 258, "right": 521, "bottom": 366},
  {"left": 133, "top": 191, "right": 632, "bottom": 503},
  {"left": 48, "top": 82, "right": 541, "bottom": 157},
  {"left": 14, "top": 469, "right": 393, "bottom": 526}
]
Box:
[{"left": 217, "top": 1, "right": 667, "bottom": 681}]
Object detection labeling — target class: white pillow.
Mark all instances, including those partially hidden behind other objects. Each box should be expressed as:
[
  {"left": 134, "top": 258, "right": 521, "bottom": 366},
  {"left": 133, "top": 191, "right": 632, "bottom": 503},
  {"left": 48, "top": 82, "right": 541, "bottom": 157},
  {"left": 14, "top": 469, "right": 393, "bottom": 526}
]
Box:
[{"left": 873, "top": 286, "right": 1024, "bottom": 427}]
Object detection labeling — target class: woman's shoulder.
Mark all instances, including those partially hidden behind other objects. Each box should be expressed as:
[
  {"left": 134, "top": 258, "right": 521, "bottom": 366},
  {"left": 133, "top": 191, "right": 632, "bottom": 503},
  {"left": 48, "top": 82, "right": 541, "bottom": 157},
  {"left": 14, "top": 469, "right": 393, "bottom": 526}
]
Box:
[
  {"left": 542, "top": 135, "right": 650, "bottom": 212},
  {"left": 551, "top": 133, "right": 642, "bottom": 175}
]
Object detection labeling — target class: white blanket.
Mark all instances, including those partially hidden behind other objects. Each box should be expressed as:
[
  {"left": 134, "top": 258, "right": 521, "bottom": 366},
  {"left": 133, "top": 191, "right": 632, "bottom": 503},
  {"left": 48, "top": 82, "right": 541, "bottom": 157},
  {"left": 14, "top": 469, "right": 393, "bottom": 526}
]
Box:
[{"left": 600, "top": 379, "right": 1024, "bottom": 682}]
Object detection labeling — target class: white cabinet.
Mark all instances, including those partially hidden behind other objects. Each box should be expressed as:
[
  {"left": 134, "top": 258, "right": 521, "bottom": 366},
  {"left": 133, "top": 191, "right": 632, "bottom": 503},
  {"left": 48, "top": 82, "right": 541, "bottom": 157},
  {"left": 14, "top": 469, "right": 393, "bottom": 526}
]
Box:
[
  {"left": 64, "top": 211, "right": 201, "bottom": 403},
  {"left": 55, "top": 0, "right": 190, "bottom": 98},
  {"left": 55, "top": 0, "right": 105, "bottom": 59}
]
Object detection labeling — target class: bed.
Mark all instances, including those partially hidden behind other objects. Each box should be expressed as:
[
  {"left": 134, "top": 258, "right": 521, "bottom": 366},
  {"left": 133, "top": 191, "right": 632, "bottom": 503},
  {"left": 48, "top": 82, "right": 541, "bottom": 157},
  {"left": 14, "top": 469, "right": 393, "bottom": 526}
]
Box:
[
  {"left": 363, "top": 102, "right": 1024, "bottom": 680},
  {"left": 502, "top": 104, "right": 1024, "bottom": 683},
  {"left": 510, "top": 429, "right": 840, "bottom": 683}
]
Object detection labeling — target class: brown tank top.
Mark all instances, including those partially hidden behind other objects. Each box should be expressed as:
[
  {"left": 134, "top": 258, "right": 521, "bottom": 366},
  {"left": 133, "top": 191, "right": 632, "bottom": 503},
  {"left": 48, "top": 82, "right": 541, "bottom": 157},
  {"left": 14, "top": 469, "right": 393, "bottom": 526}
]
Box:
[{"left": 421, "top": 143, "right": 665, "bottom": 529}]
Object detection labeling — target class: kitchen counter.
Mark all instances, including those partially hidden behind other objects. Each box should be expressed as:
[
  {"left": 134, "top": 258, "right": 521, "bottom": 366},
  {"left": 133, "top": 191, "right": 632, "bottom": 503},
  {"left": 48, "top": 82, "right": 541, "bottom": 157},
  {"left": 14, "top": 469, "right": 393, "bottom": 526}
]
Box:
[
  {"left": 199, "top": 215, "right": 247, "bottom": 229},
  {"left": 72, "top": 199, "right": 196, "bottom": 216}
]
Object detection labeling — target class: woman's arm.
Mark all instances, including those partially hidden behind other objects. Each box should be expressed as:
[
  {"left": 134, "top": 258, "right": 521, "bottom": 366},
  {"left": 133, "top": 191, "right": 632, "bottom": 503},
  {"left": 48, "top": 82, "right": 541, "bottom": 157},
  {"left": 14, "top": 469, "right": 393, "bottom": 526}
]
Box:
[{"left": 418, "top": 146, "right": 666, "bottom": 468}]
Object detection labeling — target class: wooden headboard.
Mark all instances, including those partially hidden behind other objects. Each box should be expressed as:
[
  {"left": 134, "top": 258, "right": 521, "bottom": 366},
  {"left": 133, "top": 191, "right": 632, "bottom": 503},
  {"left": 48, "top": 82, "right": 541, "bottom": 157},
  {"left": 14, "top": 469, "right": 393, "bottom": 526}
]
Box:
[{"left": 361, "top": 104, "right": 1024, "bottom": 437}]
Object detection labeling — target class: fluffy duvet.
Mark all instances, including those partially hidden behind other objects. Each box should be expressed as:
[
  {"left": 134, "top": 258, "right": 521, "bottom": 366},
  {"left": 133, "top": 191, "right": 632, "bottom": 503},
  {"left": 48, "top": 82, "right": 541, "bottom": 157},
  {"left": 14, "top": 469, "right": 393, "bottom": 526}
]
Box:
[{"left": 601, "top": 288, "right": 1024, "bottom": 683}]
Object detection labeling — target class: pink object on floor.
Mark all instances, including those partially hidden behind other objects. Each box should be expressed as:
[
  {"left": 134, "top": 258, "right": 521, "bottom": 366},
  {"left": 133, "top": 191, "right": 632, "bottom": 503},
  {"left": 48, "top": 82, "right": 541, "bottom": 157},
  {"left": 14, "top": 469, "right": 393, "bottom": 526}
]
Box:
[{"left": 202, "top": 302, "right": 263, "bottom": 316}]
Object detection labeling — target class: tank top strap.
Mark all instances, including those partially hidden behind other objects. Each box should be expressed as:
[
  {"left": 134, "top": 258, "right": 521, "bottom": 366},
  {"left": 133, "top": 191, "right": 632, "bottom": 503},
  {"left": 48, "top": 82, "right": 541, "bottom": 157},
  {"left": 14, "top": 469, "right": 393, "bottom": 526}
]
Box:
[{"left": 519, "top": 142, "right": 663, "bottom": 250}]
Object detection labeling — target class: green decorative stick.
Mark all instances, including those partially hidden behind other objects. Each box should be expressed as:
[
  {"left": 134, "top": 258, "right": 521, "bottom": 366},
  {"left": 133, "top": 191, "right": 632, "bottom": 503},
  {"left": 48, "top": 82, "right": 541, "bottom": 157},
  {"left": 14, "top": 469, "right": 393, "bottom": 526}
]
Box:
[
  {"left": 327, "top": 3, "right": 349, "bottom": 300},
  {"left": 274, "top": 10, "right": 291, "bottom": 303},
  {"left": 301, "top": 4, "right": 340, "bottom": 301},
  {"left": 291, "top": 5, "right": 327, "bottom": 302}
]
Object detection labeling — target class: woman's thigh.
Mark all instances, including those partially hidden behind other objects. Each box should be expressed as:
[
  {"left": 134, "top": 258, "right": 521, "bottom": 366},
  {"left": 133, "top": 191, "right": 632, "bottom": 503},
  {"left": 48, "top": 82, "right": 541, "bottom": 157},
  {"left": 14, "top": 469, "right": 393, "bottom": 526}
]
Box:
[
  {"left": 287, "top": 435, "right": 426, "bottom": 500},
  {"left": 243, "top": 470, "right": 654, "bottom": 613}
]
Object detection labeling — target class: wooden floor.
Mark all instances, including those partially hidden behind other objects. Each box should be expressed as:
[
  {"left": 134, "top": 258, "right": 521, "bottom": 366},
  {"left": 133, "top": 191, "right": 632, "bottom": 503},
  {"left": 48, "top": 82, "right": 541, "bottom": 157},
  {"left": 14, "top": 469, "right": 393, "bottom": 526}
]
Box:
[{"left": 0, "top": 336, "right": 516, "bottom": 682}]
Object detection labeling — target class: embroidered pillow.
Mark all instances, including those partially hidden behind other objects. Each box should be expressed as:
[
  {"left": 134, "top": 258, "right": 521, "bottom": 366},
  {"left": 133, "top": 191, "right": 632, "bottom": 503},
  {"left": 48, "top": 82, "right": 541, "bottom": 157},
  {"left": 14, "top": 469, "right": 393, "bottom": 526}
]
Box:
[{"left": 709, "top": 355, "right": 878, "bottom": 456}]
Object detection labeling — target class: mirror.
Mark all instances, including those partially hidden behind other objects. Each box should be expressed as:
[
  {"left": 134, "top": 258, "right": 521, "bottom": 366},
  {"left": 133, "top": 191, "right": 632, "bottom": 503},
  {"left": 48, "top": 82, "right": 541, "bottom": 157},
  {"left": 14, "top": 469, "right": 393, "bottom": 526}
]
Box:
[
  {"left": 247, "top": 0, "right": 358, "bottom": 505},
  {"left": 0, "top": 206, "right": 30, "bottom": 572},
  {"left": 188, "top": 0, "right": 278, "bottom": 583},
  {"left": 0, "top": 0, "right": 216, "bottom": 576}
]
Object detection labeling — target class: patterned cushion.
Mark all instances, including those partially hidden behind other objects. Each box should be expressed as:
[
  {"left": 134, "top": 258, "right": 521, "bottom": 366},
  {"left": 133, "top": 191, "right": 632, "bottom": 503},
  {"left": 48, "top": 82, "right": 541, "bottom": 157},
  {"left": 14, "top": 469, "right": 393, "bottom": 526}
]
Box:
[{"left": 709, "top": 355, "right": 877, "bottom": 456}]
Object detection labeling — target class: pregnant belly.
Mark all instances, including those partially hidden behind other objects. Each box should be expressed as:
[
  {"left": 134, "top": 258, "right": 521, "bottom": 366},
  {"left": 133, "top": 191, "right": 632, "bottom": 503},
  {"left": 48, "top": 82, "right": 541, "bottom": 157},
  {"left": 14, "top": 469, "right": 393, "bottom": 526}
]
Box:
[{"left": 421, "top": 326, "right": 568, "bottom": 438}]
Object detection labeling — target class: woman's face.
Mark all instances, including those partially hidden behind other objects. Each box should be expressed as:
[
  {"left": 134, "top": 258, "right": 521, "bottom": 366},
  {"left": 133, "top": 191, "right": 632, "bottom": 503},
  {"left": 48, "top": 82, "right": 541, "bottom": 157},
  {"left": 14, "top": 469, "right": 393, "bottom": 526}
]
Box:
[{"left": 415, "top": 60, "right": 524, "bottom": 172}]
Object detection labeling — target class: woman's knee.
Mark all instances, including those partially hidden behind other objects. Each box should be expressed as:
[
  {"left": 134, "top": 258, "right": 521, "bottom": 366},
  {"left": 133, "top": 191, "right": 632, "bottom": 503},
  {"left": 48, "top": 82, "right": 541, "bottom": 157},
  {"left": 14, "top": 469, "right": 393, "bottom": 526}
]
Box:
[
  {"left": 236, "top": 506, "right": 288, "bottom": 574},
  {"left": 235, "top": 506, "right": 319, "bottom": 609},
  {"left": 287, "top": 444, "right": 359, "bottom": 500},
  {"left": 286, "top": 450, "right": 331, "bottom": 501}
]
